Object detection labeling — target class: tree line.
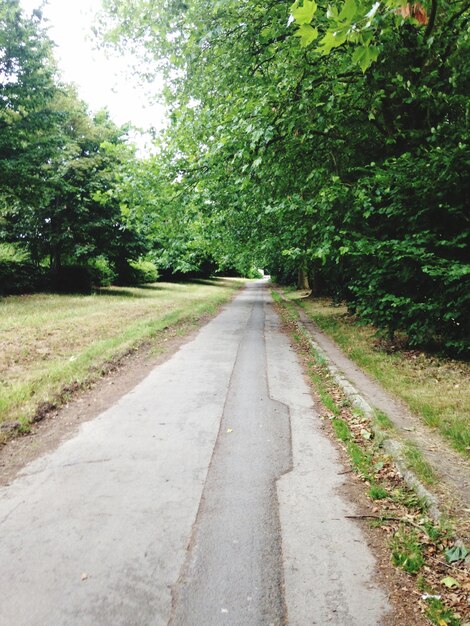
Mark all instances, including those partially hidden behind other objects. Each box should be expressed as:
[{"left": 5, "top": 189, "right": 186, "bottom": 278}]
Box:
[
  {"left": 1, "top": 0, "right": 468, "bottom": 354},
  {"left": 0, "top": 1, "right": 145, "bottom": 291},
  {"left": 99, "top": 0, "right": 469, "bottom": 355},
  {"left": 0, "top": 0, "right": 230, "bottom": 296}
]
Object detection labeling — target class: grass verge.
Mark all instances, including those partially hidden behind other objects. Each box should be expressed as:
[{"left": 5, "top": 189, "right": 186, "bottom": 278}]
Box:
[
  {"left": 283, "top": 293, "right": 470, "bottom": 456},
  {"left": 273, "top": 291, "right": 470, "bottom": 626},
  {"left": 0, "top": 279, "right": 244, "bottom": 435}
]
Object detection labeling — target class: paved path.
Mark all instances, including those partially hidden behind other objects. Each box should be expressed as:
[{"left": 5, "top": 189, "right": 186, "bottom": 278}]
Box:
[{"left": 0, "top": 282, "right": 390, "bottom": 625}]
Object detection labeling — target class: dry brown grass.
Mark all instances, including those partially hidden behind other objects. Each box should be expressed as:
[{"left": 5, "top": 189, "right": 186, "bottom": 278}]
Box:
[{"left": 0, "top": 279, "right": 243, "bottom": 429}]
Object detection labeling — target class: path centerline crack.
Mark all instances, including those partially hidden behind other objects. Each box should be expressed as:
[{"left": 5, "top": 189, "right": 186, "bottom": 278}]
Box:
[{"left": 169, "top": 284, "right": 291, "bottom": 626}]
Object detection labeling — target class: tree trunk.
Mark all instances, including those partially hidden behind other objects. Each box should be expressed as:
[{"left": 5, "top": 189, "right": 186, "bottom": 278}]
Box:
[
  {"left": 308, "top": 270, "right": 317, "bottom": 297},
  {"left": 50, "top": 247, "right": 61, "bottom": 272},
  {"left": 297, "top": 265, "right": 310, "bottom": 290}
]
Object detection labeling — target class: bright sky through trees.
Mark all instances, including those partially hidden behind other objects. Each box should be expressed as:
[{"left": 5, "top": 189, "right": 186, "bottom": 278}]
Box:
[{"left": 19, "top": 0, "right": 165, "bottom": 131}]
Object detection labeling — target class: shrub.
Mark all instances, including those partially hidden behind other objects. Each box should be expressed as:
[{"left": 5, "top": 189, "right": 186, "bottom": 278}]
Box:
[
  {"left": 129, "top": 259, "right": 158, "bottom": 284},
  {"left": 87, "top": 257, "right": 117, "bottom": 287},
  {"left": 0, "top": 261, "right": 48, "bottom": 295},
  {"left": 49, "top": 266, "right": 93, "bottom": 294}
]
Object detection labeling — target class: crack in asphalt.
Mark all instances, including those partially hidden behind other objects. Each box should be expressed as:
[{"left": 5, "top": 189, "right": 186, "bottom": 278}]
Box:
[{"left": 169, "top": 284, "right": 292, "bottom": 626}]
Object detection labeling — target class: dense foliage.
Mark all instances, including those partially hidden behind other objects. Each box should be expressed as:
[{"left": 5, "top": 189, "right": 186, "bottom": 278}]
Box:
[
  {"left": 99, "top": 0, "right": 469, "bottom": 354},
  {"left": 1, "top": 0, "right": 468, "bottom": 353},
  {"left": 0, "top": 0, "right": 148, "bottom": 291}
]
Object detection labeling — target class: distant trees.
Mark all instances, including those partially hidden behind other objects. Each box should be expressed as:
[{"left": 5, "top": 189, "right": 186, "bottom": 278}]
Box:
[{"left": 0, "top": 1, "right": 147, "bottom": 291}]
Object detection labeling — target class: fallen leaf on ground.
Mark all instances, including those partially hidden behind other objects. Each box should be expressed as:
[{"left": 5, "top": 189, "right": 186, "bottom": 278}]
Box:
[{"left": 445, "top": 544, "right": 469, "bottom": 563}]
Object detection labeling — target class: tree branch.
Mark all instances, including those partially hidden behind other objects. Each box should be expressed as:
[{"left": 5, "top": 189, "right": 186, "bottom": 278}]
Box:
[{"left": 424, "top": 0, "right": 438, "bottom": 39}]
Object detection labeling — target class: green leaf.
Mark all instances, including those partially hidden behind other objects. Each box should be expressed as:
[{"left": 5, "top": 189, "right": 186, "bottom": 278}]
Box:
[
  {"left": 368, "top": 46, "right": 379, "bottom": 63},
  {"left": 326, "top": 4, "right": 339, "bottom": 18},
  {"left": 294, "top": 24, "right": 319, "bottom": 46},
  {"left": 440, "top": 576, "right": 460, "bottom": 588},
  {"left": 445, "top": 544, "right": 469, "bottom": 564},
  {"left": 338, "top": 0, "right": 357, "bottom": 22},
  {"left": 317, "top": 29, "right": 348, "bottom": 54},
  {"left": 291, "top": 0, "right": 318, "bottom": 25},
  {"left": 352, "top": 45, "right": 379, "bottom": 72},
  {"left": 361, "top": 30, "right": 374, "bottom": 45}
]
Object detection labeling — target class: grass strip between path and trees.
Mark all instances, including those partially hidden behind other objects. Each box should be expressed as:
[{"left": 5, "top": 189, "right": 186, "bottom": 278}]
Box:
[
  {"left": 281, "top": 290, "right": 470, "bottom": 457},
  {"left": 0, "top": 279, "right": 244, "bottom": 436},
  {"left": 272, "top": 291, "right": 470, "bottom": 626}
]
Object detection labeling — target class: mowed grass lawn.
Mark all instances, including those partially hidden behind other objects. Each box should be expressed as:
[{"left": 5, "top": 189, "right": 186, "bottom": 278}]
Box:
[
  {"left": 0, "top": 279, "right": 243, "bottom": 430},
  {"left": 286, "top": 293, "right": 470, "bottom": 456}
]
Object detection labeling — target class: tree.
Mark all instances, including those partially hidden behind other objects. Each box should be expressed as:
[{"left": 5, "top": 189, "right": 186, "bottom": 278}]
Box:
[
  {"left": 0, "top": 1, "right": 153, "bottom": 292},
  {"left": 2, "top": 85, "right": 134, "bottom": 271},
  {"left": 97, "top": 0, "right": 469, "bottom": 352},
  {"left": 0, "top": 0, "right": 58, "bottom": 204}
]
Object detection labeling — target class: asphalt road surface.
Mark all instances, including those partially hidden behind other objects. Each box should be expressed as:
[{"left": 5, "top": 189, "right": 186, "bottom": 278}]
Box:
[{"left": 0, "top": 281, "right": 390, "bottom": 625}]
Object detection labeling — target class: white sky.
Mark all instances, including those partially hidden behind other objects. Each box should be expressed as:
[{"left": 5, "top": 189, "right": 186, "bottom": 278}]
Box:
[{"left": 20, "top": 0, "right": 166, "bottom": 134}]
